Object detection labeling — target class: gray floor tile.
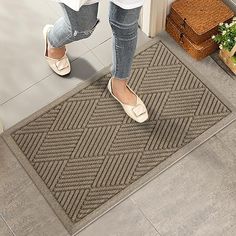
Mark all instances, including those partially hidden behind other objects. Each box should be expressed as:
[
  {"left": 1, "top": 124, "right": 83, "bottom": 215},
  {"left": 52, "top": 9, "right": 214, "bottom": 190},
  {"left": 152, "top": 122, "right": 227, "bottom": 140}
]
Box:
[
  {"left": 77, "top": 198, "right": 160, "bottom": 236},
  {"left": 0, "top": 50, "right": 104, "bottom": 130},
  {"left": 47, "top": 0, "right": 65, "bottom": 17},
  {"left": 82, "top": 0, "right": 113, "bottom": 50},
  {"left": 0, "top": 215, "right": 14, "bottom": 236},
  {"left": 68, "top": 50, "right": 104, "bottom": 80},
  {"left": 0, "top": 0, "right": 59, "bottom": 104},
  {"left": 91, "top": 38, "right": 112, "bottom": 67},
  {"left": 82, "top": 20, "right": 112, "bottom": 51},
  {"left": 136, "top": 27, "right": 153, "bottom": 48},
  {"left": 66, "top": 40, "right": 90, "bottom": 62},
  {"left": 215, "top": 120, "right": 236, "bottom": 155},
  {"left": 129, "top": 135, "right": 236, "bottom": 236},
  {"left": 0, "top": 137, "right": 69, "bottom": 236},
  {"left": 223, "top": 225, "right": 236, "bottom": 236},
  {"left": 91, "top": 28, "right": 151, "bottom": 68}
]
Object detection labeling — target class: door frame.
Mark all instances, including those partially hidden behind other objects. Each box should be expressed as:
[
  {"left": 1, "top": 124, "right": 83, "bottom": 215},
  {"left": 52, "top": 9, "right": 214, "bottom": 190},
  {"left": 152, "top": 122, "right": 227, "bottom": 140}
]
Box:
[{"left": 138, "top": 0, "right": 169, "bottom": 38}]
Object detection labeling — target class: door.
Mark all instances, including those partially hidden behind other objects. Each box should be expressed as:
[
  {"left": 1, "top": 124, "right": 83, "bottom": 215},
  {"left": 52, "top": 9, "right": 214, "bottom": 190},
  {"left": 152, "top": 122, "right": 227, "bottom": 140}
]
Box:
[{"left": 138, "top": 0, "right": 174, "bottom": 37}]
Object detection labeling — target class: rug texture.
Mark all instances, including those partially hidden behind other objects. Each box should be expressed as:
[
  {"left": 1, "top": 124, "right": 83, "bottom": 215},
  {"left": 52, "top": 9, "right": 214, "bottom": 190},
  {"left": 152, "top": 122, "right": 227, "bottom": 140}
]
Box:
[{"left": 2, "top": 37, "right": 235, "bottom": 235}]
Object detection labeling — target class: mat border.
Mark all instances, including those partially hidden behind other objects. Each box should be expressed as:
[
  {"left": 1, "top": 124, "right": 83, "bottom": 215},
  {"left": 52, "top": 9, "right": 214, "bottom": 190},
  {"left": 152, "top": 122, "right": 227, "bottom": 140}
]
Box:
[{"left": 1, "top": 34, "right": 236, "bottom": 235}]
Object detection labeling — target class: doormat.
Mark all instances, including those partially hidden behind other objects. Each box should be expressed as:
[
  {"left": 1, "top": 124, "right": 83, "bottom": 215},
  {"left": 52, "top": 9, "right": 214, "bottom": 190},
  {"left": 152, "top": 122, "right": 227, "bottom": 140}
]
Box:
[{"left": 2, "top": 36, "right": 236, "bottom": 235}]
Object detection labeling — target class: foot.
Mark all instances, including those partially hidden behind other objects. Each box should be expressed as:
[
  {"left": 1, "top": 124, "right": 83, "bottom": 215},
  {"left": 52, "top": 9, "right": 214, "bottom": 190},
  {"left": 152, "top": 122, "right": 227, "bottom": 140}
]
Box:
[
  {"left": 46, "top": 35, "right": 66, "bottom": 59},
  {"left": 111, "top": 77, "right": 137, "bottom": 106},
  {"left": 47, "top": 46, "right": 66, "bottom": 59}
]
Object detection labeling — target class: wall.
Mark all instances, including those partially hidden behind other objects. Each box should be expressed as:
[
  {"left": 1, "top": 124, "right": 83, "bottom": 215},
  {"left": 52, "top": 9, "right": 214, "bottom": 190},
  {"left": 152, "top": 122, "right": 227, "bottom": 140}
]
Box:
[
  {"left": 222, "top": 0, "right": 236, "bottom": 13},
  {"left": 167, "top": 0, "right": 175, "bottom": 15}
]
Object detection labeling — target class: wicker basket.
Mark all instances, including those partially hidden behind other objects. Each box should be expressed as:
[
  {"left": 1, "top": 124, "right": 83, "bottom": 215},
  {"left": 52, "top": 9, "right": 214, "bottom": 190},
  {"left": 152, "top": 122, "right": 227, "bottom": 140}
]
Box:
[
  {"left": 166, "top": 15, "right": 218, "bottom": 60},
  {"left": 169, "top": 0, "right": 234, "bottom": 44}
]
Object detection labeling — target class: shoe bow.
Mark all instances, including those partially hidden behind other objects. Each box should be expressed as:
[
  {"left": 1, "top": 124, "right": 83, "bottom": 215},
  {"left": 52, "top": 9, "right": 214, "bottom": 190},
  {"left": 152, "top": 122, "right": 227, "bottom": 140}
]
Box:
[
  {"left": 132, "top": 103, "right": 146, "bottom": 116},
  {"left": 55, "top": 57, "right": 69, "bottom": 71}
]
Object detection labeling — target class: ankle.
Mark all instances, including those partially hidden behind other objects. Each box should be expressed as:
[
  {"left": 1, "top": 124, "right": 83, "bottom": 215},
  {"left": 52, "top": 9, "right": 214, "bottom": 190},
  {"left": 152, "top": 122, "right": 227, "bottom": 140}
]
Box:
[
  {"left": 112, "top": 76, "right": 129, "bottom": 82},
  {"left": 47, "top": 46, "right": 66, "bottom": 59},
  {"left": 112, "top": 77, "right": 128, "bottom": 88}
]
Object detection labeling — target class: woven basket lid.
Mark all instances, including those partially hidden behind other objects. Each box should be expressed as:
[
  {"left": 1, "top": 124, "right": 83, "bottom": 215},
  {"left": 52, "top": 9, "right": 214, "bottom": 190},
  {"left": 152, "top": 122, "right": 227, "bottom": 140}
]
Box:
[{"left": 171, "top": 0, "right": 234, "bottom": 35}]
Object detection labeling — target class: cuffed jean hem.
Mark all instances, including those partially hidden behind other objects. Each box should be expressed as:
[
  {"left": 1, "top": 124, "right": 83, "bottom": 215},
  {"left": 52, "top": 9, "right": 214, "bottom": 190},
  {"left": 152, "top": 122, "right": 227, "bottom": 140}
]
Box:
[{"left": 111, "top": 75, "right": 130, "bottom": 80}]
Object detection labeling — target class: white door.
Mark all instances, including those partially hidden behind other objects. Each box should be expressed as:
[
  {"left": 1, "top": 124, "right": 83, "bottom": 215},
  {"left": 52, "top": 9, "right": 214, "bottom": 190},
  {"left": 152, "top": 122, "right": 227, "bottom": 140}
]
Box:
[{"left": 139, "top": 0, "right": 174, "bottom": 37}]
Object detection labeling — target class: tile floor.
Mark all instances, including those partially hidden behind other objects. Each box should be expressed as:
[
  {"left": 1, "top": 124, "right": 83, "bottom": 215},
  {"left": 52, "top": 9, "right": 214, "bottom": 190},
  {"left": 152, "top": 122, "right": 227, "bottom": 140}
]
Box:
[{"left": 0, "top": 0, "right": 236, "bottom": 235}]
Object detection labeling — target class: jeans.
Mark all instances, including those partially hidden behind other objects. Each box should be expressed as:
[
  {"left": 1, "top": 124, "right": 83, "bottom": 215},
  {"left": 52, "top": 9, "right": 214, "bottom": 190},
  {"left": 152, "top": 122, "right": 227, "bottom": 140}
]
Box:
[{"left": 47, "top": 1, "right": 142, "bottom": 80}]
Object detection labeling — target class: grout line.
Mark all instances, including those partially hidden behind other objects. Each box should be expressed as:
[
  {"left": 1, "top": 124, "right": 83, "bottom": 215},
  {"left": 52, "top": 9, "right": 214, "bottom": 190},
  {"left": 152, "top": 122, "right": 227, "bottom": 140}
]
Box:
[
  {"left": 0, "top": 29, "right": 144, "bottom": 107},
  {"left": 215, "top": 133, "right": 236, "bottom": 158},
  {"left": 0, "top": 72, "right": 54, "bottom": 106},
  {"left": 89, "top": 49, "right": 109, "bottom": 68},
  {"left": 129, "top": 198, "right": 162, "bottom": 236},
  {"left": 86, "top": 36, "right": 112, "bottom": 51},
  {"left": 0, "top": 213, "right": 17, "bottom": 236},
  {"left": 0, "top": 45, "right": 93, "bottom": 107}
]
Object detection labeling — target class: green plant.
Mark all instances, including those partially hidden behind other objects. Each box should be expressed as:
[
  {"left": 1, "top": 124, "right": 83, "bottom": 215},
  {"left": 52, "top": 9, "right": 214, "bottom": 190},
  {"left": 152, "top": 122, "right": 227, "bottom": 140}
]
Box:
[
  {"left": 212, "top": 17, "right": 236, "bottom": 52},
  {"left": 212, "top": 17, "right": 236, "bottom": 63}
]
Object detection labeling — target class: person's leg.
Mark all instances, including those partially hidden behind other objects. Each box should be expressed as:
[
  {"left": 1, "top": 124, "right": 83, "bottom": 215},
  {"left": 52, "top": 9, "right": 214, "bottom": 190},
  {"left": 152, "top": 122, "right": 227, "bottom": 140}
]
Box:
[
  {"left": 108, "top": 2, "right": 142, "bottom": 105},
  {"left": 47, "top": 2, "right": 100, "bottom": 59}
]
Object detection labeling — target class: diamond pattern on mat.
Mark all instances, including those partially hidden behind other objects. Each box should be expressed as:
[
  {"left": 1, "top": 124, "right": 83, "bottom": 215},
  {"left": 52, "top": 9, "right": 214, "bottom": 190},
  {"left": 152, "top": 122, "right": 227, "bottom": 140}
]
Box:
[{"left": 11, "top": 41, "right": 231, "bottom": 223}]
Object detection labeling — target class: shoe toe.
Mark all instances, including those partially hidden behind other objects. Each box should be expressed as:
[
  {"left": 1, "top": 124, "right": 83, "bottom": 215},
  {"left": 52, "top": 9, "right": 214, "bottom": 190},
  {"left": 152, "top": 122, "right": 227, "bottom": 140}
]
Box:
[
  {"left": 50, "top": 59, "right": 71, "bottom": 76},
  {"left": 130, "top": 104, "right": 148, "bottom": 123},
  {"left": 107, "top": 78, "right": 148, "bottom": 123},
  {"left": 135, "top": 112, "right": 148, "bottom": 123}
]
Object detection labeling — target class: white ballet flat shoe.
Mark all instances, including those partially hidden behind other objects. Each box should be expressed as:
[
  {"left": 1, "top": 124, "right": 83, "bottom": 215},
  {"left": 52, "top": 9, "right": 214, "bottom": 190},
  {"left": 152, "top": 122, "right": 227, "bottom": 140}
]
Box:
[
  {"left": 43, "top": 24, "right": 71, "bottom": 76},
  {"left": 107, "top": 78, "right": 148, "bottom": 123}
]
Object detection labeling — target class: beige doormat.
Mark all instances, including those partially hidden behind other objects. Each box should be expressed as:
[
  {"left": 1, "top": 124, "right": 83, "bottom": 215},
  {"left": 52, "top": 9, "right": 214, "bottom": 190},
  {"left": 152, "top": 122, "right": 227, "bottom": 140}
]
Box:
[{"left": 2, "top": 36, "right": 236, "bottom": 235}]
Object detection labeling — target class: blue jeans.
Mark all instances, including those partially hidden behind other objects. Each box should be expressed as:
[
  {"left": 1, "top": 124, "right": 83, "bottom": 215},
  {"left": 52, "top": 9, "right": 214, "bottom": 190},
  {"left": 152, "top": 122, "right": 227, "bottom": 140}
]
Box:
[{"left": 47, "top": 1, "right": 142, "bottom": 80}]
